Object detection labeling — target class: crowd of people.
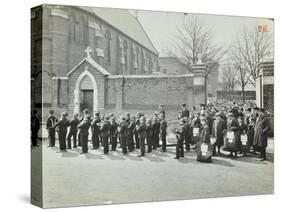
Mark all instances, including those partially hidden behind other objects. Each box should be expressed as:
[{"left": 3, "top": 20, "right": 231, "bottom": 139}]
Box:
[{"left": 31, "top": 101, "right": 270, "bottom": 162}]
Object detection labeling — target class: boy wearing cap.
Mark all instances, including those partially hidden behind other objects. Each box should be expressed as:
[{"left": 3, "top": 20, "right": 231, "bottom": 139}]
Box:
[
  {"left": 127, "top": 116, "right": 136, "bottom": 152},
  {"left": 31, "top": 110, "right": 40, "bottom": 147},
  {"left": 78, "top": 115, "right": 91, "bottom": 154},
  {"left": 46, "top": 110, "right": 58, "bottom": 147},
  {"left": 100, "top": 116, "right": 111, "bottom": 154},
  {"left": 110, "top": 117, "right": 119, "bottom": 151},
  {"left": 136, "top": 116, "right": 147, "bottom": 157},
  {"left": 175, "top": 119, "right": 186, "bottom": 159},
  {"left": 159, "top": 113, "right": 167, "bottom": 152},
  {"left": 146, "top": 119, "right": 153, "bottom": 153},
  {"left": 212, "top": 112, "right": 226, "bottom": 155},
  {"left": 119, "top": 117, "right": 128, "bottom": 154},
  {"left": 134, "top": 112, "right": 141, "bottom": 149},
  {"left": 91, "top": 112, "right": 101, "bottom": 149},
  {"left": 67, "top": 113, "right": 79, "bottom": 149},
  {"left": 54, "top": 112, "right": 69, "bottom": 151}
]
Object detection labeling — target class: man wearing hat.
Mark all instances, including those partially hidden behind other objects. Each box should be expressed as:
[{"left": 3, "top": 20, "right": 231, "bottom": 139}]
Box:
[
  {"left": 91, "top": 112, "right": 101, "bottom": 149},
  {"left": 253, "top": 109, "right": 269, "bottom": 161},
  {"left": 158, "top": 104, "right": 166, "bottom": 119},
  {"left": 46, "top": 109, "right": 58, "bottom": 147},
  {"left": 118, "top": 116, "right": 128, "bottom": 154},
  {"left": 136, "top": 116, "right": 147, "bottom": 157},
  {"left": 100, "top": 116, "right": 111, "bottom": 154},
  {"left": 78, "top": 114, "right": 91, "bottom": 154},
  {"left": 212, "top": 112, "right": 226, "bottom": 155},
  {"left": 179, "top": 104, "right": 190, "bottom": 119}
]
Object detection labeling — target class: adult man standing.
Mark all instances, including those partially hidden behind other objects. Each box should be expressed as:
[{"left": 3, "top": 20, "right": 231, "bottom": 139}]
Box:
[
  {"left": 180, "top": 104, "right": 190, "bottom": 119},
  {"left": 159, "top": 113, "right": 167, "bottom": 152},
  {"left": 67, "top": 113, "right": 79, "bottom": 149},
  {"left": 253, "top": 109, "right": 269, "bottom": 161},
  {"left": 158, "top": 104, "right": 166, "bottom": 119},
  {"left": 54, "top": 112, "right": 69, "bottom": 152},
  {"left": 152, "top": 114, "right": 160, "bottom": 149},
  {"left": 31, "top": 110, "right": 40, "bottom": 147},
  {"left": 46, "top": 109, "right": 58, "bottom": 147}
]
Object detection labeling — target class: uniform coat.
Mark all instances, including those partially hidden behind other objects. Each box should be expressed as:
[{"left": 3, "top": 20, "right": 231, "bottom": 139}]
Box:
[
  {"left": 146, "top": 123, "right": 153, "bottom": 152},
  {"left": 136, "top": 123, "right": 147, "bottom": 156},
  {"left": 31, "top": 114, "right": 40, "bottom": 146},
  {"left": 100, "top": 121, "right": 111, "bottom": 154},
  {"left": 54, "top": 118, "right": 69, "bottom": 151},
  {"left": 46, "top": 115, "right": 58, "bottom": 146},
  {"left": 67, "top": 118, "right": 79, "bottom": 148},
  {"left": 110, "top": 121, "right": 119, "bottom": 151},
  {"left": 119, "top": 121, "right": 128, "bottom": 154},
  {"left": 127, "top": 120, "right": 136, "bottom": 151},
  {"left": 78, "top": 118, "right": 91, "bottom": 153},
  {"left": 91, "top": 117, "right": 101, "bottom": 149},
  {"left": 160, "top": 119, "right": 167, "bottom": 152}
]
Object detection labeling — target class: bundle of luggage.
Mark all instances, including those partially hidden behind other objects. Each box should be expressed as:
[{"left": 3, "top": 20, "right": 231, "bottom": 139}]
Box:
[
  {"left": 223, "top": 131, "right": 239, "bottom": 152},
  {"left": 196, "top": 142, "right": 213, "bottom": 163}
]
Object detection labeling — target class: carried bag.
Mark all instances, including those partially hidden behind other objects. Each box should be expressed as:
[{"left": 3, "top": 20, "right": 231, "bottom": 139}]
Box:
[
  {"left": 223, "top": 131, "right": 239, "bottom": 152},
  {"left": 196, "top": 142, "right": 213, "bottom": 163}
]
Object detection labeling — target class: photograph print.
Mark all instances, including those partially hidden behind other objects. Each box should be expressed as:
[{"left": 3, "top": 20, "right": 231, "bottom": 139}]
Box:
[{"left": 31, "top": 4, "right": 274, "bottom": 208}]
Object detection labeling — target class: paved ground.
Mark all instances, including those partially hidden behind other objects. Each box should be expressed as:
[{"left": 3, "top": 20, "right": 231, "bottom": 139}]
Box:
[{"left": 34, "top": 138, "right": 274, "bottom": 208}]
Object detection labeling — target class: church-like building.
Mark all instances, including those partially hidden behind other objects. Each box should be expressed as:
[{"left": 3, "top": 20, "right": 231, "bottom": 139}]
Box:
[{"left": 31, "top": 5, "right": 207, "bottom": 121}]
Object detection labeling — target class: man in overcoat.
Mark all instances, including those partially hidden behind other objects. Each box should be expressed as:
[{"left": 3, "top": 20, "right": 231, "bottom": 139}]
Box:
[{"left": 253, "top": 109, "right": 269, "bottom": 161}]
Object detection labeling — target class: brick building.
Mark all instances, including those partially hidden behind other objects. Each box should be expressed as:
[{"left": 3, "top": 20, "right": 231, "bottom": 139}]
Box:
[{"left": 31, "top": 5, "right": 207, "bottom": 121}]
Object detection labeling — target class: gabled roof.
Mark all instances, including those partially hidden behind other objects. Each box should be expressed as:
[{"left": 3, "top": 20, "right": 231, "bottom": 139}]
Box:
[
  {"left": 78, "top": 6, "right": 158, "bottom": 55},
  {"left": 67, "top": 56, "right": 111, "bottom": 77}
]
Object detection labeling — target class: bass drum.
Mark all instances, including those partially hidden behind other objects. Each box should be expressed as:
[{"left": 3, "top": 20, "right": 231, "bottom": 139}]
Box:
[{"left": 166, "top": 120, "right": 181, "bottom": 145}]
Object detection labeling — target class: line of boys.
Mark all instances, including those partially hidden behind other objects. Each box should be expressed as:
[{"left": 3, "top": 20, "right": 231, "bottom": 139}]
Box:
[{"left": 46, "top": 106, "right": 167, "bottom": 157}]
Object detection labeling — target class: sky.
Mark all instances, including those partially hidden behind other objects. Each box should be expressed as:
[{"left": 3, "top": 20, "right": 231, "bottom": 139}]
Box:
[{"left": 130, "top": 9, "right": 274, "bottom": 57}]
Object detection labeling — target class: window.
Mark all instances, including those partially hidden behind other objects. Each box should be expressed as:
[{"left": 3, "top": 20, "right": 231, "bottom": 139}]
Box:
[{"left": 105, "top": 30, "right": 111, "bottom": 64}]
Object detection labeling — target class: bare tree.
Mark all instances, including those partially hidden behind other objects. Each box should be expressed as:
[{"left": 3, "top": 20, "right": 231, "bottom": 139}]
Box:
[
  {"left": 235, "top": 25, "right": 273, "bottom": 86},
  {"left": 221, "top": 63, "right": 238, "bottom": 92},
  {"left": 229, "top": 46, "right": 252, "bottom": 102},
  {"left": 168, "top": 15, "right": 228, "bottom": 76}
]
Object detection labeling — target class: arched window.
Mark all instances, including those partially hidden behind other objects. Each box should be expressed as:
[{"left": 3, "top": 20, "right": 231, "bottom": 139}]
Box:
[
  {"left": 123, "top": 40, "right": 128, "bottom": 72},
  {"left": 105, "top": 30, "right": 111, "bottom": 64}
]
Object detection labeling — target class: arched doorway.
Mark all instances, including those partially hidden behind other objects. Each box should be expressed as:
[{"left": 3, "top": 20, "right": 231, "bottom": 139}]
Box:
[{"left": 73, "top": 67, "right": 98, "bottom": 114}]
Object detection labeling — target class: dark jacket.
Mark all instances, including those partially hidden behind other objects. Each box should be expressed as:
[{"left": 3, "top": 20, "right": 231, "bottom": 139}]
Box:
[
  {"left": 253, "top": 117, "right": 269, "bottom": 148},
  {"left": 159, "top": 119, "right": 167, "bottom": 136},
  {"left": 69, "top": 118, "right": 79, "bottom": 133},
  {"left": 136, "top": 123, "right": 147, "bottom": 139},
  {"left": 119, "top": 121, "right": 128, "bottom": 138},
  {"left": 78, "top": 119, "right": 91, "bottom": 134},
  {"left": 100, "top": 121, "right": 111, "bottom": 138},
  {"left": 212, "top": 119, "right": 226, "bottom": 147},
  {"left": 199, "top": 125, "right": 210, "bottom": 144},
  {"left": 46, "top": 115, "right": 58, "bottom": 129}
]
